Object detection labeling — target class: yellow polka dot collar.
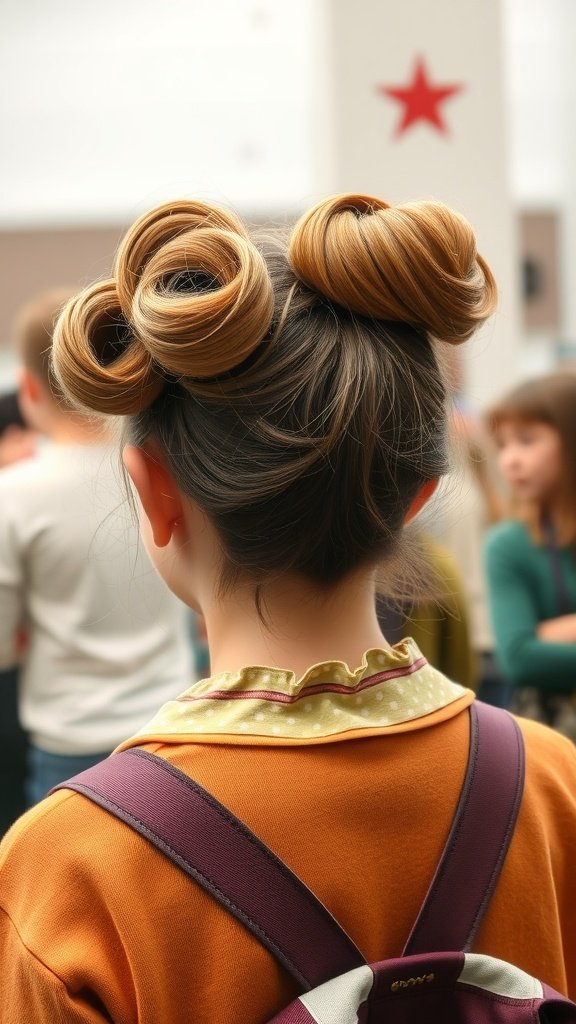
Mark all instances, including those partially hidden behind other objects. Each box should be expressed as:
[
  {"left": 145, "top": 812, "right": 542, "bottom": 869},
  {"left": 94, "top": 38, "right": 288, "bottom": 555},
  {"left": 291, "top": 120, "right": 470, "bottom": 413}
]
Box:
[{"left": 118, "top": 639, "right": 473, "bottom": 749}]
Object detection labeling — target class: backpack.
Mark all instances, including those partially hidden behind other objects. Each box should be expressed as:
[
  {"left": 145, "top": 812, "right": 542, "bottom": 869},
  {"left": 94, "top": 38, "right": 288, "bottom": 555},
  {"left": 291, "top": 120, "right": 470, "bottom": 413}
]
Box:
[{"left": 54, "top": 701, "right": 576, "bottom": 1022}]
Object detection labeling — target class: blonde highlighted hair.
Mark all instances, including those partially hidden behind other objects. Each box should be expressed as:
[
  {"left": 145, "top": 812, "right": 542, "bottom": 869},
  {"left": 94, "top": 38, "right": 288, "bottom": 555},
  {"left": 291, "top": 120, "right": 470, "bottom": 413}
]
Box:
[{"left": 52, "top": 193, "right": 496, "bottom": 588}]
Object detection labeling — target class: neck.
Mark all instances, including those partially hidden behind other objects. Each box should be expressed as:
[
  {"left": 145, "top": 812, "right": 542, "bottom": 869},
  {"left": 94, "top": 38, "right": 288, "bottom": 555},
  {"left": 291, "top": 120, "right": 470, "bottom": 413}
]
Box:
[
  {"left": 202, "top": 570, "right": 389, "bottom": 679},
  {"left": 44, "top": 410, "right": 111, "bottom": 446}
]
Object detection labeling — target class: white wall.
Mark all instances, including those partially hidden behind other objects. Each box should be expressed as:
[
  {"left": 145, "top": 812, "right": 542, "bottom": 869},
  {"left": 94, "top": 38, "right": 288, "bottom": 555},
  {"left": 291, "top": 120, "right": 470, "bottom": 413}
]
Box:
[
  {"left": 503, "top": 0, "right": 576, "bottom": 368},
  {"left": 504, "top": 0, "right": 567, "bottom": 207},
  {"left": 0, "top": 0, "right": 316, "bottom": 226}
]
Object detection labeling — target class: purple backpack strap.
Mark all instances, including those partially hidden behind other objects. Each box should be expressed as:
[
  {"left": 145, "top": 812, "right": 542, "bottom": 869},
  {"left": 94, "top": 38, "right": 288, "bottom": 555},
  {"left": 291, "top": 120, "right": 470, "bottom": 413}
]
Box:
[
  {"left": 403, "top": 701, "right": 525, "bottom": 955},
  {"left": 52, "top": 701, "right": 524, "bottom": 986},
  {"left": 52, "top": 746, "right": 365, "bottom": 991}
]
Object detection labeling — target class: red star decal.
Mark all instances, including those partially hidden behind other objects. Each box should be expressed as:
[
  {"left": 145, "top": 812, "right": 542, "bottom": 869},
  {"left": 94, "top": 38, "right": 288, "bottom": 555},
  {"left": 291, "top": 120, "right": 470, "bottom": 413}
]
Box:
[{"left": 378, "top": 58, "right": 464, "bottom": 136}]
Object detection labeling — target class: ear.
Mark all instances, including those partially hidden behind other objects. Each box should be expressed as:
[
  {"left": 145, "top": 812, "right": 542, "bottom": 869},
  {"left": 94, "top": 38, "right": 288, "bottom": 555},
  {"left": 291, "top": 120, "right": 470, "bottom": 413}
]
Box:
[
  {"left": 123, "top": 445, "right": 184, "bottom": 548},
  {"left": 404, "top": 478, "right": 439, "bottom": 525},
  {"left": 18, "top": 367, "right": 41, "bottom": 405}
]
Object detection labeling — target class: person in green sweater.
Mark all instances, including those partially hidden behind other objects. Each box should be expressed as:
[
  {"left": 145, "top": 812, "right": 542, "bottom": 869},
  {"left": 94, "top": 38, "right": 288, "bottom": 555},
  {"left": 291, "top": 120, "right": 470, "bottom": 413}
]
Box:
[{"left": 485, "top": 373, "right": 576, "bottom": 739}]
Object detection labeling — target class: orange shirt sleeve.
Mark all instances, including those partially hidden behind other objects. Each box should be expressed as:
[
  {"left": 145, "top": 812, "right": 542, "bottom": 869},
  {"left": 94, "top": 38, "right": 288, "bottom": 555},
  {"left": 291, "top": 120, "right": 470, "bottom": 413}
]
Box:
[{"left": 1, "top": 904, "right": 109, "bottom": 1024}]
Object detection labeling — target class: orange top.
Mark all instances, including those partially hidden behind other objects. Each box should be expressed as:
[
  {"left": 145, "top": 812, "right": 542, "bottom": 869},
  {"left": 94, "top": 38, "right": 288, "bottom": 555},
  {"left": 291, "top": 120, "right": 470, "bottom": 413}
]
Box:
[{"left": 1, "top": 641, "right": 575, "bottom": 1023}]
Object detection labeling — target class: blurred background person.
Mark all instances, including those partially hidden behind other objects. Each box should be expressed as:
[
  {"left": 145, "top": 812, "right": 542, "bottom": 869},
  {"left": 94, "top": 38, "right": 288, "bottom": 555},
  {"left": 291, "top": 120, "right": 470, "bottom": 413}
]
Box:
[
  {"left": 447, "top": 420, "right": 508, "bottom": 704},
  {"left": 0, "top": 289, "right": 195, "bottom": 806},
  {"left": 426, "top": 348, "right": 508, "bottom": 704},
  {"left": 485, "top": 374, "right": 576, "bottom": 739}
]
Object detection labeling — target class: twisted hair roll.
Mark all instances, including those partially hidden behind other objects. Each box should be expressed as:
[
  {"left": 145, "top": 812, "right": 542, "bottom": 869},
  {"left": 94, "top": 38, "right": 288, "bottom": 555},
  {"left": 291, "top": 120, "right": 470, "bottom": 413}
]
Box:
[
  {"left": 53, "top": 199, "right": 275, "bottom": 415},
  {"left": 288, "top": 193, "right": 497, "bottom": 343}
]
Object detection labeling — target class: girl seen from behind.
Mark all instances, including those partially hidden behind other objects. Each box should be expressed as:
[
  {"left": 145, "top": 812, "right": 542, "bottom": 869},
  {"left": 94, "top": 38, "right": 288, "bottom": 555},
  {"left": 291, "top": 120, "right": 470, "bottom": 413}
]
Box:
[
  {"left": 0, "top": 195, "right": 575, "bottom": 1022},
  {"left": 485, "top": 374, "right": 576, "bottom": 737}
]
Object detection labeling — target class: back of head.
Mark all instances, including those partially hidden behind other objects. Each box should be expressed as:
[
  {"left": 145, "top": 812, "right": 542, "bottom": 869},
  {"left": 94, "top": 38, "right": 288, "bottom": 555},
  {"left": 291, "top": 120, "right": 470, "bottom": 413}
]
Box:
[
  {"left": 51, "top": 193, "right": 497, "bottom": 590},
  {"left": 15, "top": 287, "right": 78, "bottom": 405}
]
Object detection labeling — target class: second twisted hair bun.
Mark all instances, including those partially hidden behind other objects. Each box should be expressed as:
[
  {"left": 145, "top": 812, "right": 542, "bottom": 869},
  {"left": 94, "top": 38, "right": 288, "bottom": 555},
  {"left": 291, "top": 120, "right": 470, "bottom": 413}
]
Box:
[
  {"left": 53, "top": 200, "right": 275, "bottom": 415},
  {"left": 288, "top": 193, "right": 497, "bottom": 343}
]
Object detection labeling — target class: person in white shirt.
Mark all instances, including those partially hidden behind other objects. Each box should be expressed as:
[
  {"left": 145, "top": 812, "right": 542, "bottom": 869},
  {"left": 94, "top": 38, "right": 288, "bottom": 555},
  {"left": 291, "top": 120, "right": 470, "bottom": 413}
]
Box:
[{"left": 0, "top": 289, "right": 194, "bottom": 805}]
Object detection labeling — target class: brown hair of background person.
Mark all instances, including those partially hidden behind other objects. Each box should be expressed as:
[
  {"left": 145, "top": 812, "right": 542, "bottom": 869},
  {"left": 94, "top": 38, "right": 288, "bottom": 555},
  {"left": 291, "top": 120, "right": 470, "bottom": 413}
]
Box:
[
  {"left": 15, "top": 287, "right": 77, "bottom": 405},
  {"left": 487, "top": 372, "right": 576, "bottom": 545}
]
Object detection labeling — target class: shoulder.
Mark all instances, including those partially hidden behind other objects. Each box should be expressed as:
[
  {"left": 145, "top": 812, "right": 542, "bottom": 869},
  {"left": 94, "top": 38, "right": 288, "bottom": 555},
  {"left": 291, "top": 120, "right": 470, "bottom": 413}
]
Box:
[
  {"left": 516, "top": 713, "right": 576, "bottom": 795},
  {"left": 0, "top": 788, "right": 134, "bottom": 948},
  {"left": 0, "top": 787, "right": 156, "bottom": 1012},
  {"left": 0, "top": 789, "right": 101, "bottom": 880},
  {"left": 512, "top": 716, "right": 576, "bottom": 863},
  {"left": 0, "top": 447, "right": 63, "bottom": 500},
  {"left": 0, "top": 446, "right": 121, "bottom": 520},
  {"left": 0, "top": 452, "right": 43, "bottom": 491},
  {"left": 484, "top": 519, "right": 532, "bottom": 560},
  {"left": 518, "top": 711, "right": 576, "bottom": 756},
  {"left": 0, "top": 457, "right": 46, "bottom": 537}
]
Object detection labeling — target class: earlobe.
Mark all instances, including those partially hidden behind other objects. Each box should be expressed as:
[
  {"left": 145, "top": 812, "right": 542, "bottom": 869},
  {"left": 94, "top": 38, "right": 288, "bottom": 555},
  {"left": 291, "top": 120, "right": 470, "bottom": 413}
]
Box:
[{"left": 123, "top": 445, "right": 184, "bottom": 548}]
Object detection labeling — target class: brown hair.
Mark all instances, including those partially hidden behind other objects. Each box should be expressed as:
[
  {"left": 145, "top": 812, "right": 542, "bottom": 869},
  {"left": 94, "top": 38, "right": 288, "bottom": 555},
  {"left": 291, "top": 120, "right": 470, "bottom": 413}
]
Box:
[
  {"left": 15, "top": 287, "right": 78, "bottom": 404},
  {"left": 487, "top": 373, "right": 576, "bottom": 539},
  {"left": 52, "top": 193, "right": 496, "bottom": 589}
]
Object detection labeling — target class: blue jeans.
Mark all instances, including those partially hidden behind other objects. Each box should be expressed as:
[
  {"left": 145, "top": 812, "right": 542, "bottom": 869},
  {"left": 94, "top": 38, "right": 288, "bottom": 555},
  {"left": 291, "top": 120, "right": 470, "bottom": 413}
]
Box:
[{"left": 26, "top": 745, "right": 112, "bottom": 808}]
